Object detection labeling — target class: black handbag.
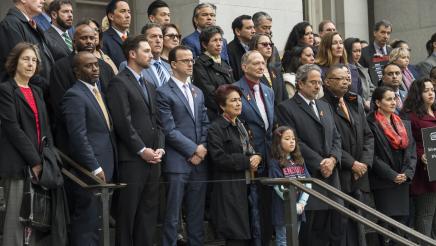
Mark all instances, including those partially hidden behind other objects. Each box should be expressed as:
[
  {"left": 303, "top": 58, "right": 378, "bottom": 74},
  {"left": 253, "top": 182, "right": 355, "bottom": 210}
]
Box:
[
  {"left": 39, "top": 136, "right": 64, "bottom": 189},
  {"left": 19, "top": 167, "right": 52, "bottom": 232}
]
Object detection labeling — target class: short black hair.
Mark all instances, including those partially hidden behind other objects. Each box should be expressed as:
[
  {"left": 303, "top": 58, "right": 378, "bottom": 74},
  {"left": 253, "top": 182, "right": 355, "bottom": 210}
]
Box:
[
  {"left": 374, "top": 19, "right": 392, "bottom": 32},
  {"left": 141, "top": 22, "right": 162, "bottom": 36},
  {"left": 106, "top": 0, "right": 125, "bottom": 25},
  {"left": 48, "top": 0, "right": 72, "bottom": 18},
  {"left": 231, "top": 15, "right": 252, "bottom": 36},
  {"left": 344, "top": 37, "right": 361, "bottom": 63},
  {"left": 382, "top": 62, "right": 401, "bottom": 76},
  {"left": 147, "top": 0, "right": 169, "bottom": 17},
  {"left": 168, "top": 45, "right": 191, "bottom": 64},
  {"left": 122, "top": 34, "right": 148, "bottom": 61},
  {"left": 199, "top": 25, "right": 223, "bottom": 52}
]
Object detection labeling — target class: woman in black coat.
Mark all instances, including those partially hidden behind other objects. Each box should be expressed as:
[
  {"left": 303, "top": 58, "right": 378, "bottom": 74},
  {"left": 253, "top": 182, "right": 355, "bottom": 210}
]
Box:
[
  {"left": 367, "top": 86, "right": 416, "bottom": 245},
  {"left": 0, "top": 42, "right": 66, "bottom": 246},
  {"left": 208, "top": 84, "right": 262, "bottom": 246},
  {"left": 193, "top": 26, "right": 234, "bottom": 121}
]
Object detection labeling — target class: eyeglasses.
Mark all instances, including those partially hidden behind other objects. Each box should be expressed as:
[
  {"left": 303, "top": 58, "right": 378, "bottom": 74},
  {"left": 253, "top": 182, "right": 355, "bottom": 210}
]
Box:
[
  {"left": 164, "top": 34, "right": 182, "bottom": 40},
  {"left": 259, "top": 42, "right": 274, "bottom": 48},
  {"left": 176, "top": 59, "right": 195, "bottom": 65}
]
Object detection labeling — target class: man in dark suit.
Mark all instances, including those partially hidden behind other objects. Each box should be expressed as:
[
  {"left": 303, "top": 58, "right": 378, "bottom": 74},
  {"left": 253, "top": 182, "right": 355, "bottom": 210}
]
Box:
[
  {"left": 50, "top": 24, "right": 115, "bottom": 153},
  {"left": 61, "top": 51, "right": 116, "bottom": 246},
  {"left": 156, "top": 45, "right": 209, "bottom": 246},
  {"left": 107, "top": 35, "right": 164, "bottom": 246},
  {"left": 322, "top": 64, "right": 374, "bottom": 246},
  {"left": 227, "top": 15, "right": 255, "bottom": 80},
  {"left": 102, "top": 0, "right": 131, "bottom": 68},
  {"left": 44, "top": 0, "right": 74, "bottom": 61},
  {"left": 277, "top": 64, "right": 342, "bottom": 246},
  {"left": 0, "top": 0, "right": 54, "bottom": 89},
  {"left": 119, "top": 23, "right": 172, "bottom": 88},
  {"left": 380, "top": 63, "right": 407, "bottom": 114},
  {"left": 181, "top": 3, "right": 229, "bottom": 61},
  {"left": 359, "top": 19, "right": 393, "bottom": 85},
  {"left": 33, "top": 0, "right": 53, "bottom": 31},
  {"left": 233, "top": 50, "right": 275, "bottom": 246}
]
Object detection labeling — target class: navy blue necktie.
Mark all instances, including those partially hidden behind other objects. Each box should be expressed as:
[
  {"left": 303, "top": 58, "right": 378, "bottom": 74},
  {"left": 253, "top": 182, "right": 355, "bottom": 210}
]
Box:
[{"left": 139, "top": 77, "right": 150, "bottom": 104}]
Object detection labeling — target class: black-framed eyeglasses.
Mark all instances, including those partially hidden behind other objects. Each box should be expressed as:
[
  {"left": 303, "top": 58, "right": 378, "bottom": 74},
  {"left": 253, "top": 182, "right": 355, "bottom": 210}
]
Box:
[
  {"left": 259, "top": 42, "right": 274, "bottom": 48},
  {"left": 164, "top": 34, "right": 182, "bottom": 40},
  {"left": 176, "top": 59, "right": 195, "bottom": 65}
]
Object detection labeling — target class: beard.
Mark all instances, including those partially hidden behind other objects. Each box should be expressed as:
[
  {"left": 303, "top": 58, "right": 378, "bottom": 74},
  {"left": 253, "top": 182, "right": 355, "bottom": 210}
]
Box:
[{"left": 57, "top": 16, "right": 72, "bottom": 30}]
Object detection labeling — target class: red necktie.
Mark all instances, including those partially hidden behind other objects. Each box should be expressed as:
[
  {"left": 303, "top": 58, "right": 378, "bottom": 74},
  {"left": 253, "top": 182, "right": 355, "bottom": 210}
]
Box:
[
  {"left": 29, "top": 19, "right": 37, "bottom": 30},
  {"left": 121, "top": 34, "right": 127, "bottom": 42}
]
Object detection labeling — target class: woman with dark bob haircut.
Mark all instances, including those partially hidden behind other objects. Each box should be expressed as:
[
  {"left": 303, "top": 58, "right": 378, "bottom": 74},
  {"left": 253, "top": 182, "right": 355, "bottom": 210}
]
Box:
[
  {"left": 367, "top": 86, "right": 416, "bottom": 244},
  {"left": 402, "top": 78, "right": 436, "bottom": 237},
  {"left": 207, "top": 84, "right": 262, "bottom": 245},
  {"left": 193, "top": 25, "right": 234, "bottom": 121},
  {"left": 0, "top": 42, "right": 67, "bottom": 245}
]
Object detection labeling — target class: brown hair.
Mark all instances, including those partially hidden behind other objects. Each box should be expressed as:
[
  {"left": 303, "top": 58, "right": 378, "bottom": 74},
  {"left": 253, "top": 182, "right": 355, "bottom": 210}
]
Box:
[
  {"left": 5, "top": 42, "right": 41, "bottom": 77},
  {"left": 316, "top": 32, "right": 348, "bottom": 66},
  {"left": 271, "top": 126, "right": 304, "bottom": 166}
]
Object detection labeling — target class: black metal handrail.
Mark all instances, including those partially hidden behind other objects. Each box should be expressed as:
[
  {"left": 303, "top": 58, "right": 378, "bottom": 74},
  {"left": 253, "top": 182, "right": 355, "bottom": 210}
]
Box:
[
  {"left": 55, "top": 148, "right": 126, "bottom": 246},
  {"left": 261, "top": 177, "right": 436, "bottom": 246}
]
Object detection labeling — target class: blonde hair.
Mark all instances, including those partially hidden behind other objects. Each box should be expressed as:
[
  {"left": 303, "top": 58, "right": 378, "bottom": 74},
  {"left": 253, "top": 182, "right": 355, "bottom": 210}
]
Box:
[{"left": 389, "top": 47, "right": 410, "bottom": 63}]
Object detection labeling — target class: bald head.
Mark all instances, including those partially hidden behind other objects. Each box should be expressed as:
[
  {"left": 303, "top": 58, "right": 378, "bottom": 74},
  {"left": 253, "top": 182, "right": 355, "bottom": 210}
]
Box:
[
  {"left": 73, "top": 51, "right": 100, "bottom": 84},
  {"left": 73, "top": 24, "right": 96, "bottom": 52}
]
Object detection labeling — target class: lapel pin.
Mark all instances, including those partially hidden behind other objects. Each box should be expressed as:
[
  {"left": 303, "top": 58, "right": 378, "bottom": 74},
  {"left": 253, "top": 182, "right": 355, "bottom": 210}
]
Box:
[
  {"left": 247, "top": 94, "right": 251, "bottom": 101},
  {"left": 320, "top": 111, "right": 324, "bottom": 117}
]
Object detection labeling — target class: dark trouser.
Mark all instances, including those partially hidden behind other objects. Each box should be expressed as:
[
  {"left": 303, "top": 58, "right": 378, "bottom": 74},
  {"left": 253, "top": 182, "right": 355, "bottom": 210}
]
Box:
[
  {"left": 299, "top": 210, "right": 345, "bottom": 246},
  {"left": 342, "top": 190, "right": 368, "bottom": 246},
  {"left": 162, "top": 172, "right": 207, "bottom": 246},
  {"left": 66, "top": 179, "right": 101, "bottom": 246},
  {"left": 378, "top": 216, "right": 408, "bottom": 246},
  {"left": 259, "top": 184, "right": 273, "bottom": 246},
  {"left": 414, "top": 193, "right": 436, "bottom": 238},
  {"left": 115, "top": 162, "right": 160, "bottom": 246},
  {"left": 226, "top": 239, "right": 250, "bottom": 246}
]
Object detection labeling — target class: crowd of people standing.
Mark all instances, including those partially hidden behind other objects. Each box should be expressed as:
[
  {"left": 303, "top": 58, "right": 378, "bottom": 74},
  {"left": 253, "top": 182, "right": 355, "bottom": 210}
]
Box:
[{"left": 2, "top": 0, "right": 436, "bottom": 246}]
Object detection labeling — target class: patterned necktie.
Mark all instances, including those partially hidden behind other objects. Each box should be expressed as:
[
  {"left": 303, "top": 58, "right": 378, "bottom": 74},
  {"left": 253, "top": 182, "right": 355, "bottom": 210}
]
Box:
[
  {"left": 338, "top": 97, "right": 350, "bottom": 122},
  {"left": 62, "top": 32, "right": 73, "bottom": 51},
  {"left": 92, "top": 88, "right": 111, "bottom": 128},
  {"left": 183, "top": 84, "right": 195, "bottom": 119},
  {"left": 395, "top": 93, "right": 403, "bottom": 109},
  {"left": 121, "top": 34, "right": 127, "bottom": 42},
  {"left": 154, "top": 61, "right": 167, "bottom": 87},
  {"left": 253, "top": 84, "right": 269, "bottom": 130},
  {"left": 28, "top": 19, "right": 37, "bottom": 30}
]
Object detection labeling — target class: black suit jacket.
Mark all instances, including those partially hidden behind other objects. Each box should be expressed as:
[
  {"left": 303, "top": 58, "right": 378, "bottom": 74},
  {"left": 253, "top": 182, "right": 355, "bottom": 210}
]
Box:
[
  {"left": 322, "top": 90, "right": 374, "bottom": 193},
  {"left": 45, "top": 26, "right": 72, "bottom": 61},
  {"left": 367, "top": 112, "right": 416, "bottom": 191},
  {"left": 0, "top": 79, "right": 53, "bottom": 178},
  {"left": 49, "top": 53, "right": 115, "bottom": 152},
  {"left": 61, "top": 81, "right": 117, "bottom": 181},
  {"left": 227, "top": 38, "right": 246, "bottom": 81},
  {"left": 359, "top": 43, "right": 392, "bottom": 85},
  {"left": 0, "top": 8, "right": 54, "bottom": 90},
  {"left": 277, "top": 93, "right": 342, "bottom": 209},
  {"left": 193, "top": 54, "right": 234, "bottom": 121},
  {"left": 106, "top": 68, "right": 164, "bottom": 164},
  {"left": 102, "top": 27, "right": 126, "bottom": 69},
  {"left": 260, "top": 64, "right": 288, "bottom": 109}
]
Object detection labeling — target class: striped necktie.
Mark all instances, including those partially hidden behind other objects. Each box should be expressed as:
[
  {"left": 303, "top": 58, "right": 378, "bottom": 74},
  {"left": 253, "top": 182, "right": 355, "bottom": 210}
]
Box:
[
  {"left": 62, "top": 32, "right": 73, "bottom": 51},
  {"left": 154, "top": 61, "right": 167, "bottom": 87}
]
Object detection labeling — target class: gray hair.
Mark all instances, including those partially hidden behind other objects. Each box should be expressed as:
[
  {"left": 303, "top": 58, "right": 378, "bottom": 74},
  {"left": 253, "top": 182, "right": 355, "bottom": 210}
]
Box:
[
  {"left": 374, "top": 19, "right": 392, "bottom": 32},
  {"left": 241, "top": 50, "right": 261, "bottom": 65},
  {"left": 252, "top": 11, "right": 272, "bottom": 27},
  {"left": 296, "top": 64, "right": 321, "bottom": 83}
]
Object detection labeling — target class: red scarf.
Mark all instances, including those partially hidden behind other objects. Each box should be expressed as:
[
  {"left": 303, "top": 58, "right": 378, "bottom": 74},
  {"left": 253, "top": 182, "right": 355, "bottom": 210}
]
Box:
[{"left": 374, "top": 111, "right": 409, "bottom": 149}]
